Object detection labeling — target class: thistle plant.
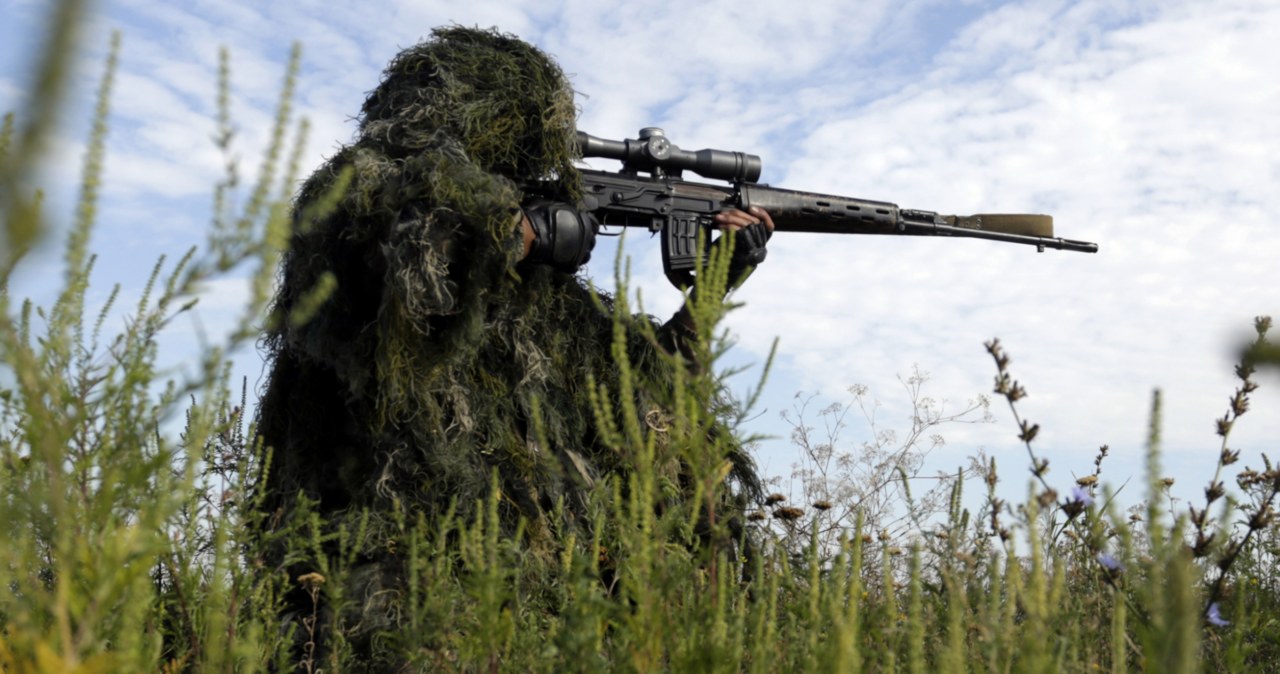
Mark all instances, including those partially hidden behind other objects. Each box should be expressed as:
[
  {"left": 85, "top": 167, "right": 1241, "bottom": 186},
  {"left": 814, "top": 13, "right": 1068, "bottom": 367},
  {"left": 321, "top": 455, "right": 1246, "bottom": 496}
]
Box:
[
  {"left": 984, "top": 339, "right": 1107, "bottom": 544},
  {"left": 1196, "top": 316, "right": 1278, "bottom": 624}
]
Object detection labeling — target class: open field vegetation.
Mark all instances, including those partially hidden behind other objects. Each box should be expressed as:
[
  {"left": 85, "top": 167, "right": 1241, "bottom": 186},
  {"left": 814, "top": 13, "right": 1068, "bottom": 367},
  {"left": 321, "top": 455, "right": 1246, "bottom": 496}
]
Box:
[{"left": 2, "top": 5, "right": 1278, "bottom": 671}]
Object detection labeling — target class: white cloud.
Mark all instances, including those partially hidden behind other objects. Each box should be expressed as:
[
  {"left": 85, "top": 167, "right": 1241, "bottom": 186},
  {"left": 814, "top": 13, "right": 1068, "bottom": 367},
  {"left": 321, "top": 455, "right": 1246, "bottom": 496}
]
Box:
[{"left": 728, "top": 0, "right": 1280, "bottom": 479}]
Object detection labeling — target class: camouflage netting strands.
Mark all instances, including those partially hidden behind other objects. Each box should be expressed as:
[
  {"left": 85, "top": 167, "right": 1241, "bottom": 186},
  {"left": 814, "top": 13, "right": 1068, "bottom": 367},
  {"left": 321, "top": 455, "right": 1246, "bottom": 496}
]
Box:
[
  {"left": 259, "top": 26, "right": 605, "bottom": 540},
  {"left": 254, "top": 27, "right": 761, "bottom": 661},
  {"left": 360, "top": 29, "right": 581, "bottom": 200}
]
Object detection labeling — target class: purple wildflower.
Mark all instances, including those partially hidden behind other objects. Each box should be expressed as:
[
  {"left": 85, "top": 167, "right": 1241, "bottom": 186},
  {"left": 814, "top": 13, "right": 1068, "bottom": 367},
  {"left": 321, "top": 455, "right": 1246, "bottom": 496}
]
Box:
[
  {"left": 1070, "top": 486, "right": 1094, "bottom": 508},
  {"left": 1206, "top": 602, "right": 1229, "bottom": 627},
  {"left": 1097, "top": 552, "right": 1122, "bottom": 571}
]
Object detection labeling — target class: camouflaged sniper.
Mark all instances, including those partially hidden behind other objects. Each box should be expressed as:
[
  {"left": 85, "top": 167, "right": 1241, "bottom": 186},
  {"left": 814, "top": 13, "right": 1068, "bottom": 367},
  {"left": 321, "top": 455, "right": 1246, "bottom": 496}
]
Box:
[{"left": 254, "top": 24, "right": 761, "bottom": 616}]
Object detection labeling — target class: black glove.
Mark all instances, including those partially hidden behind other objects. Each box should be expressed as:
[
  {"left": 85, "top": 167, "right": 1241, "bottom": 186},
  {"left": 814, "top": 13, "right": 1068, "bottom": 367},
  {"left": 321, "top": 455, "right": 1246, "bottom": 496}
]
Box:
[
  {"left": 730, "top": 220, "right": 770, "bottom": 266},
  {"left": 722, "top": 220, "right": 771, "bottom": 290},
  {"left": 523, "top": 199, "right": 598, "bottom": 273}
]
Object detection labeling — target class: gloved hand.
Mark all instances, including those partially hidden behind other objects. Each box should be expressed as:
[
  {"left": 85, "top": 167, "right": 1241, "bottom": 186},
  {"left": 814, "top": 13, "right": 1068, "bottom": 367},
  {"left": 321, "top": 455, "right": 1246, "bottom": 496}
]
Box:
[
  {"left": 522, "top": 199, "right": 598, "bottom": 273},
  {"left": 712, "top": 206, "right": 773, "bottom": 292},
  {"left": 727, "top": 219, "right": 770, "bottom": 267}
]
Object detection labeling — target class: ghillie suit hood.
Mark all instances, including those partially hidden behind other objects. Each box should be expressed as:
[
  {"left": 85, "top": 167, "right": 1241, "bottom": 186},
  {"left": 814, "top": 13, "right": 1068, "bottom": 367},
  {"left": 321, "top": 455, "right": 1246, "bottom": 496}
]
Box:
[
  {"left": 359, "top": 28, "right": 581, "bottom": 197},
  {"left": 254, "top": 26, "right": 760, "bottom": 667}
]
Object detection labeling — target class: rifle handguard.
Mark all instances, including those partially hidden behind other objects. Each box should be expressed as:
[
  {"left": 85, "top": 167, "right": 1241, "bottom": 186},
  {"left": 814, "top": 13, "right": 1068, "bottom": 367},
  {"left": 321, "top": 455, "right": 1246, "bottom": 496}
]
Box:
[
  {"left": 945, "top": 214, "right": 1055, "bottom": 238},
  {"left": 523, "top": 199, "right": 598, "bottom": 273}
]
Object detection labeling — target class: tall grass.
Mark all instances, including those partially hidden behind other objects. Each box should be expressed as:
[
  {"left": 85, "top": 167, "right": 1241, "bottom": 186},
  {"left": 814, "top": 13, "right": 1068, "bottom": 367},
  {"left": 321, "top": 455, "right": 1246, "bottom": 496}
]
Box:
[{"left": 1, "top": 3, "right": 1278, "bottom": 671}]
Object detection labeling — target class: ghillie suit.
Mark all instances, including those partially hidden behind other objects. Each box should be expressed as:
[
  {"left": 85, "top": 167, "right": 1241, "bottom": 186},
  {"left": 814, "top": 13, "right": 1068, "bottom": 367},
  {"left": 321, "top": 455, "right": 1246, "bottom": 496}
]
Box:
[{"left": 253, "top": 27, "right": 761, "bottom": 668}]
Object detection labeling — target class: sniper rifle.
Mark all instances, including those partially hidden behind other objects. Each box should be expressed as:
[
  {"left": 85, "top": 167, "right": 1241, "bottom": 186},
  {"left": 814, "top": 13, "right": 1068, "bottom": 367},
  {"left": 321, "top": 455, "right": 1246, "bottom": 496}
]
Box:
[{"left": 570, "top": 128, "right": 1098, "bottom": 288}]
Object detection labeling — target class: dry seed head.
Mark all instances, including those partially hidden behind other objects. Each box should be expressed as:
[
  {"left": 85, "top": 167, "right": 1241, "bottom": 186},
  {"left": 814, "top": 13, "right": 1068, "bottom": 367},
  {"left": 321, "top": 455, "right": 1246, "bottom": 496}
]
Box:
[
  {"left": 297, "top": 572, "right": 326, "bottom": 589},
  {"left": 1076, "top": 475, "right": 1098, "bottom": 487},
  {"left": 1234, "top": 363, "right": 1256, "bottom": 383},
  {"left": 1248, "top": 506, "right": 1273, "bottom": 530},
  {"left": 764, "top": 493, "right": 786, "bottom": 506},
  {"left": 812, "top": 500, "right": 833, "bottom": 511},
  {"left": 1033, "top": 458, "right": 1050, "bottom": 477},
  {"left": 772, "top": 506, "right": 805, "bottom": 521},
  {"left": 984, "top": 339, "right": 1009, "bottom": 371},
  {"left": 993, "top": 372, "right": 1012, "bottom": 395},
  {"left": 1231, "top": 392, "right": 1250, "bottom": 417},
  {"left": 1192, "top": 533, "right": 1215, "bottom": 558}
]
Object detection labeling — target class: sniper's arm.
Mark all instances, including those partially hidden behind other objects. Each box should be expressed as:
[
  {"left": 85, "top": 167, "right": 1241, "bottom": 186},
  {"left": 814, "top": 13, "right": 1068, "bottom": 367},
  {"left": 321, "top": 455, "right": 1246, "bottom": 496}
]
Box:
[
  {"left": 517, "top": 202, "right": 775, "bottom": 356},
  {"left": 663, "top": 205, "right": 774, "bottom": 348}
]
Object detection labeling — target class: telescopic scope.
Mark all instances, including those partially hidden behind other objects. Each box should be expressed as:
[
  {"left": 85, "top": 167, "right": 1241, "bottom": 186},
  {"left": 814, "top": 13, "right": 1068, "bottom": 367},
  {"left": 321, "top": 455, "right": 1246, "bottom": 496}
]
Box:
[{"left": 576, "top": 128, "right": 762, "bottom": 183}]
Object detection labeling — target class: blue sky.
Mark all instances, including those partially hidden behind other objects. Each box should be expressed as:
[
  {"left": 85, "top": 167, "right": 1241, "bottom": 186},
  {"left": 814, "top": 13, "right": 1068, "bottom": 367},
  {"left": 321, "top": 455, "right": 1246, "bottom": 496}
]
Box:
[{"left": 2, "top": 0, "right": 1278, "bottom": 519}]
